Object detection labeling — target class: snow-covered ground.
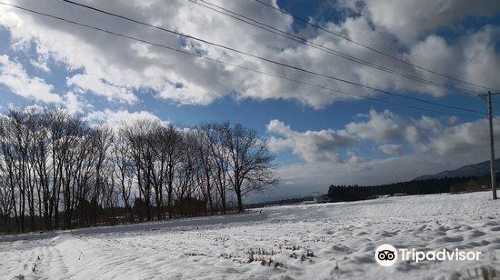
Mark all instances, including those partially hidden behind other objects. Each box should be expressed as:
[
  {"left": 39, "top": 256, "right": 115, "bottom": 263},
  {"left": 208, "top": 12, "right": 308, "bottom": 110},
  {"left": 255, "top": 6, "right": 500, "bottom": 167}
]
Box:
[{"left": 1, "top": 191, "right": 500, "bottom": 280}]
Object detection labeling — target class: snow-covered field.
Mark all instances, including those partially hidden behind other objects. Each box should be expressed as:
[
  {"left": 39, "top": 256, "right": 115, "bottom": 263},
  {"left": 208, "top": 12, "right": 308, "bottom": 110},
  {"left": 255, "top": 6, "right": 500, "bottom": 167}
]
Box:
[{"left": 1, "top": 192, "right": 500, "bottom": 280}]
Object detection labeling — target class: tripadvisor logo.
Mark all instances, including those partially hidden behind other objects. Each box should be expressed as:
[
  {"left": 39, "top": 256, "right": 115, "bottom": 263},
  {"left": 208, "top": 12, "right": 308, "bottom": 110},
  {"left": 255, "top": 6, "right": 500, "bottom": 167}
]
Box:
[
  {"left": 375, "top": 244, "right": 397, "bottom": 266},
  {"left": 375, "top": 244, "right": 482, "bottom": 267}
]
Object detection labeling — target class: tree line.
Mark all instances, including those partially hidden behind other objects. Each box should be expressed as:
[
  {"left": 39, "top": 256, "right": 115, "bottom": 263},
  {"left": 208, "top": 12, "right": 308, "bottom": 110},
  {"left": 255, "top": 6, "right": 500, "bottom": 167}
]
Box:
[
  {"left": 327, "top": 176, "right": 488, "bottom": 202},
  {"left": 0, "top": 107, "right": 278, "bottom": 233}
]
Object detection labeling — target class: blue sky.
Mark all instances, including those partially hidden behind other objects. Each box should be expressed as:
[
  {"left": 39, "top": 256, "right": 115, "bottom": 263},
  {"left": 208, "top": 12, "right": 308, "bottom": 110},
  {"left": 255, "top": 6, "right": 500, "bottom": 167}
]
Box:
[{"left": 1, "top": 0, "right": 500, "bottom": 201}]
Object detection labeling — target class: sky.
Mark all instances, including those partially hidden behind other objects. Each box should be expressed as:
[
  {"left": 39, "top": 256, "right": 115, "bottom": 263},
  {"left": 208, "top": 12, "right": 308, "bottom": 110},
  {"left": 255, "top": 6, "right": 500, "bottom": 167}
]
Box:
[{"left": 0, "top": 0, "right": 500, "bottom": 202}]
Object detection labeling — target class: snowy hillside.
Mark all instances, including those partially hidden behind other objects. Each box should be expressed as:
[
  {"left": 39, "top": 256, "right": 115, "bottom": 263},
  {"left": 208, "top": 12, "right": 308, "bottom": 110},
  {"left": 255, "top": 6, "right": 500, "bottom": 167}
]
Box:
[{"left": 1, "top": 192, "right": 500, "bottom": 280}]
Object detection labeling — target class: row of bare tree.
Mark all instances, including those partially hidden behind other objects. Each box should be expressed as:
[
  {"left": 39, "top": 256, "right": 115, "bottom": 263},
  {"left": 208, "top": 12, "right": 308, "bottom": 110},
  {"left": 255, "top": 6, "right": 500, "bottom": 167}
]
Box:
[{"left": 0, "top": 107, "right": 278, "bottom": 233}]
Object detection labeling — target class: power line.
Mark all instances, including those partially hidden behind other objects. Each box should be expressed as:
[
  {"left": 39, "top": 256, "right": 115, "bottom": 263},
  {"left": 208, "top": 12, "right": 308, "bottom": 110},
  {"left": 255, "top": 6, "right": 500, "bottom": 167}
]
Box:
[
  {"left": 248, "top": 0, "right": 499, "bottom": 93},
  {"left": 0, "top": 1, "right": 483, "bottom": 119},
  {"left": 187, "top": 0, "right": 478, "bottom": 95},
  {"left": 48, "top": 0, "right": 486, "bottom": 116}
]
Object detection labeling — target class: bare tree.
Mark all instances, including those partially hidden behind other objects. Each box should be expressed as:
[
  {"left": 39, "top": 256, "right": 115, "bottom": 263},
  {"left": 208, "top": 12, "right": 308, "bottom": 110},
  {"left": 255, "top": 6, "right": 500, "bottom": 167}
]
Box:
[
  {"left": 223, "top": 123, "right": 279, "bottom": 212},
  {"left": 0, "top": 106, "right": 278, "bottom": 233},
  {"left": 159, "top": 126, "right": 183, "bottom": 219},
  {"left": 0, "top": 138, "right": 14, "bottom": 229},
  {"left": 122, "top": 121, "right": 154, "bottom": 221},
  {"left": 175, "top": 132, "right": 203, "bottom": 217},
  {"left": 30, "top": 109, "right": 53, "bottom": 230},
  {"left": 192, "top": 128, "right": 216, "bottom": 215},
  {"left": 201, "top": 123, "right": 231, "bottom": 214},
  {"left": 113, "top": 133, "right": 135, "bottom": 221}
]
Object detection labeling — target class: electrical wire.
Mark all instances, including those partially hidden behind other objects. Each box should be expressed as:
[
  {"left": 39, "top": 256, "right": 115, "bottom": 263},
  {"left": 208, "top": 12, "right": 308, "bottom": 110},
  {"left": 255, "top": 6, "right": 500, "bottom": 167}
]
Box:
[
  {"left": 47, "top": 0, "right": 486, "bottom": 116},
  {"left": 249, "top": 0, "right": 499, "bottom": 93},
  {"left": 0, "top": 1, "right": 484, "bottom": 120},
  {"left": 187, "top": 0, "right": 478, "bottom": 95}
]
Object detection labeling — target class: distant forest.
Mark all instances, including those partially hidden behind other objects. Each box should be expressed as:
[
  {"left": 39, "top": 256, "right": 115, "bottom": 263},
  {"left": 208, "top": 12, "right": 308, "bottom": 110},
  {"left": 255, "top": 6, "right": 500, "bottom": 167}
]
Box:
[{"left": 327, "top": 175, "right": 494, "bottom": 202}]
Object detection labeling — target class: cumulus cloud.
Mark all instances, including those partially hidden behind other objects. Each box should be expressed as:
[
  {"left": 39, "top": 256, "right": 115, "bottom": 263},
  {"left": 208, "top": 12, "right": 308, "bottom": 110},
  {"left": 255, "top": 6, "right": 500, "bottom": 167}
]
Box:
[
  {"left": 270, "top": 110, "right": 500, "bottom": 194},
  {"left": 0, "top": 55, "right": 89, "bottom": 113},
  {"left": 267, "top": 119, "right": 355, "bottom": 163},
  {"left": 0, "top": 54, "right": 61, "bottom": 103},
  {"left": 346, "top": 150, "right": 363, "bottom": 164},
  {"left": 379, "top": 144, "right": 403, "bottom": 156},
  {"left": 0, "top": 0, "right": 297, "bottom": 106},
  {"left": 1, "top": 0, "right": 498, "bottom": 109},
  {"left": 405, "top": 125, "right": 424, "bottom": 151},
  {"left": 67, "top": 74, "right": 138, "bottom": 104},
  {"left": 424, "top": 119, "right": 493, "bottom": 156},
  {"left": 360, "top": 0, "right": 500, "bottom": 44},
  {"left": 29, "top": 57, "right": 51, "bottom": 72},
  {"left": 415, "top": 116, "right": 443, "bottom": 133},
  {"left": 346, "top": 110, "right": 403, "bottom": 142},
  {"left": 459, "top": 27, "right": 500, "bottom": 91},
  {"left": 158, "top": 81, "right": 220, "bottom": 106},
  {"left": 63, "top": 91, "right": 84, "bottom": 113},
  {"left": 84, "top": 109, "right": 168, "bottom": 129},
  {"left": 267, "top": 108, "right": 498, "bottom": 170}
]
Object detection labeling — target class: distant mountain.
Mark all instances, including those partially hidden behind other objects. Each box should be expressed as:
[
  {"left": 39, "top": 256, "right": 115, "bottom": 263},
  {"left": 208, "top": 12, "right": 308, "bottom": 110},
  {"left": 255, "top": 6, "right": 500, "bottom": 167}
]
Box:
[{"left": 414, "top": 159, "right": 500, "bottom": 181}]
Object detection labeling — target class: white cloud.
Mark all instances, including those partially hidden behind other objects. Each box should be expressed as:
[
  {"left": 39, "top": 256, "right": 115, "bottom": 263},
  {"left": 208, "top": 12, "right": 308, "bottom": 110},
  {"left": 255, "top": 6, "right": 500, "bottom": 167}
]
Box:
[
  {"left": 379, "top": 144, "right": 403, "bottom": 156},
  {"left": 267, "top": 109, "right": 497, "bottom": 172},
  {"left": 1, "top": 0, "right": 498, "bottom": 109},
  {"left": 346, "top": 110, "right": 403, "bottom": 142},
  {"left": 360, "top": 0, "right": 500, "bottom": 44},
  {"left": 158, "top": 81, "right": 220, "bottom": 106},
  {"left": 267, "top": 119, "right": 355, "bottom": 163},
  {"left": 63, "top": 91, "right": 84, "bottom": 113},
  {"left": 260, "top": 108, "right": 499, "bottom": 196},
  {"left": 67, "top": 74, "right": 138, "bottom": 104},
  {"left": 29, "top": 57, "right": 51, "bottom": 72},
  {"left": 405, "top": 125, "right": 424, "bottom": 151},
  {"left": 346, "top": 150, "right": 363, "bottom": 164},
  {"left": 272, "top": 111, "right": 500, "bottom": 192},
  {"left": 448, "top": 115, "right": 458, "bottom": 125},
  {"left": 424, "top": 119, "right": 492, "bottom": 156},
  {"left": 416, "top": 116, "right": 443, "bottom": 133},
  {"left": 0, "top": 54, "right": 61, "bottom": 103},
  {"left": 460, "top": 27, "right": 500, "bottom": 91},
  {"left": 84, "top": 109, "right": 168, "bottom": 129}
]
